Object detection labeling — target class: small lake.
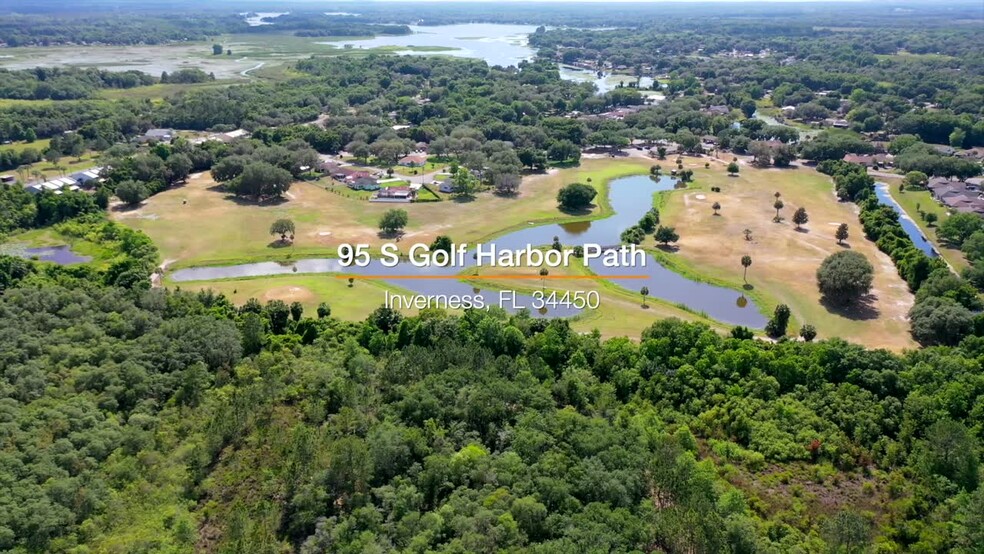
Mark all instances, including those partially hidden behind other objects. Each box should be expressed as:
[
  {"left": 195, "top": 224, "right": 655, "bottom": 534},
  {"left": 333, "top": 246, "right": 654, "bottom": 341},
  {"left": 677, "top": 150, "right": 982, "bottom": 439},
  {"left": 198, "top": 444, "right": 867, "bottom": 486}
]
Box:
[
  {"left": 321, "top": 23, "right": 539, "bottom": 68},
  {"left": 874, "top": 183, "right": 938, "bottom": 257},
  {"left": 172, "top": 175, "right": 767, "bottom": 327},
  {"left": 2, "top": 244, "right": 92, "bottom": 265}
]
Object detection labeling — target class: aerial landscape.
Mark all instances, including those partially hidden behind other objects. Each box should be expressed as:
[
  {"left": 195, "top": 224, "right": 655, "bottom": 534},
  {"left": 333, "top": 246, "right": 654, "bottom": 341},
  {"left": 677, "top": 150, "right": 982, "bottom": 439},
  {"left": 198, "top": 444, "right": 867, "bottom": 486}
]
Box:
[{"left": 0, "top": 0, "right": 982, "bottom": 552}]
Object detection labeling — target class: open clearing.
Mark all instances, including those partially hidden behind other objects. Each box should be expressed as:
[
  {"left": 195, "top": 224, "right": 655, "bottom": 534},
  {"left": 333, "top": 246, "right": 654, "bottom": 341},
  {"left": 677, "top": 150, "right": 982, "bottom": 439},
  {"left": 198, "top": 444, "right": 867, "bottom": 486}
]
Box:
[
  {"left": 114, "top": 155, "right": 916, "bottom": 347},
  {"left": 112, "top": 158, "right": 652, "bottom": 268},
  {"left": 660, "top": 158, "right": 916, "bottom": 350},
  {"left": 174, "top": 274, "right": 419, "bottom": 320}
]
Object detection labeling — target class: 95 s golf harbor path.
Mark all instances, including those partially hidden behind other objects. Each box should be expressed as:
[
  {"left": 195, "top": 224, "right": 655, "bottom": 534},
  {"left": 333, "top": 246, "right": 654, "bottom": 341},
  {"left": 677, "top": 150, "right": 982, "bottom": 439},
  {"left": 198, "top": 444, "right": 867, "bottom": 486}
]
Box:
[{"left": 338, "top": 242, "right": 647, "bottom": 269}]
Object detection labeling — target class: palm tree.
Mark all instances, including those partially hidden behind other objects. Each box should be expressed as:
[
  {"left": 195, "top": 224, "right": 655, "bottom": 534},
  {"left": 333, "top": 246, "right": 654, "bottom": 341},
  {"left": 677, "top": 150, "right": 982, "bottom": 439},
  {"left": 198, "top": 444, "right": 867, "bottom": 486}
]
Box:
[
  {"left": 641, "top": 286, "right": 649, "bottom": 307},
  {"left": 741, "top": 255, "right": 752, "bottom": 284},
  {"left": 712, "top": 201, "right": 721, "bottom": 215}
]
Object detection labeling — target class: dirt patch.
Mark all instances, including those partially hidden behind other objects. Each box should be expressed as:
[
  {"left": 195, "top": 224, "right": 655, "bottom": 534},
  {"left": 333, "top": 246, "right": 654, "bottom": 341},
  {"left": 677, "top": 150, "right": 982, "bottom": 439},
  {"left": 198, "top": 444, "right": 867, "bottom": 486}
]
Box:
[{"left": 262, "top": 286, "right": 315, "bottom": 304}]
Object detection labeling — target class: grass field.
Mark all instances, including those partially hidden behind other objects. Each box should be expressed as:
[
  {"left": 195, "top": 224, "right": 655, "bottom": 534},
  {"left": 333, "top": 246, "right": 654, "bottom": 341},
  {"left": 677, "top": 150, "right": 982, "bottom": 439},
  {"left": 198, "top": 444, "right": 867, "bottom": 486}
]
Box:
[
  {"left": 99, "top": 81, "right": 239, "bottom": 101},
  {"left": 0, "top": 138, "right": 51, "bottom": 154},
  {"left": 658, "top": 158, "right": 916, "bottom": 350},
  {"left": 112, "top": 158, "right": 652, "bottom": 269},
  {"left": 391, "top": 162, "right": 447, "bottom": 176},
  {"left": 112, "top": 155, "right": 919, "bottom": 346},
  {"left": 174, "top": 274, "right": 420, "bottom": 320},
  {"left": 19, "top": 153, "right": 102, "bottom": 180},
  {"left": 463, "top": 259, "right": 732, "bottom": 338},
  {"left": 0, "top": 98, "right": 56, "bottom": 108}
]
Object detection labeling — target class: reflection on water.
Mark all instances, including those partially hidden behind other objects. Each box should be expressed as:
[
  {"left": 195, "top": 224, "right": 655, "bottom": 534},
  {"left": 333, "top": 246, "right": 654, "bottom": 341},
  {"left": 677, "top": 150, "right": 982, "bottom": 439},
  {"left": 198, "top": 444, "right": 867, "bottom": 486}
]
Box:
[
  {"left": 874, "top": 183, "right": 938, "bottom": 257},
  {"left": 172, "top": 175, "right": 768, "bottom": 327},
  {"left": 559, "top": 221, "right": 592, "bottom": 235},
  {"left": 17, "top": 245, "right": 92, "bottom": 265}
]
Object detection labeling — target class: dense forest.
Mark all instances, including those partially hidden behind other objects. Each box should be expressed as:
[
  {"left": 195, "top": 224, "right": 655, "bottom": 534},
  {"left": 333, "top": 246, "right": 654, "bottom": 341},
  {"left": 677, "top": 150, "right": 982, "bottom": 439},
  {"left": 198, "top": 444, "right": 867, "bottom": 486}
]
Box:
[
  {"left": 0, "top": 13, "right": 242, "bottom": 47},
  {"left": 0, "top": 246, "right": 983, "bottom": 551},
  {"left": 0, "top": 67, "right": 155, "bottom": 100},
  {"left": 0, "top": 11, "right": 409, "bottom": 47},
  {"left": 5, "top": 1, "right": 983, "bottom": 36},
  {"left": 531, "top": 23, "right": 984, "bottom": 152}
]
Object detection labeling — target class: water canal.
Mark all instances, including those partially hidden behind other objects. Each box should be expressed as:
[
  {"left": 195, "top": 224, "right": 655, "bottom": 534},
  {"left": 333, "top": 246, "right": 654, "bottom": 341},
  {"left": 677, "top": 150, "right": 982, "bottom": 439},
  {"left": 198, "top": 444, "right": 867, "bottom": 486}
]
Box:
[{"left": 873, "top": 182, "right": 938, "bottom": 258}]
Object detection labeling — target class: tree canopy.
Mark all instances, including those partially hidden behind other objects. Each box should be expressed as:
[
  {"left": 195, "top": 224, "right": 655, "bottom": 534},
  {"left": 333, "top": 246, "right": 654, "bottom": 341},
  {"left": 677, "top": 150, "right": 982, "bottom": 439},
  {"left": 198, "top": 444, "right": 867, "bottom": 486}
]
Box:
[{"left": 817, "top": 250, "right": 874, "bottom": 304}]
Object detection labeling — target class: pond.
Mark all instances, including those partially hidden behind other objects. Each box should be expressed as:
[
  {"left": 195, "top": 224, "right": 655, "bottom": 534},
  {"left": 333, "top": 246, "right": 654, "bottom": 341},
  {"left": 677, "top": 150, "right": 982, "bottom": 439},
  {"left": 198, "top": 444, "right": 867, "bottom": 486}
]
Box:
[
  {"left": 171, "top": 175, "right": 768, "bottom": 327},
  {"left": 558, "top": 65, "right": 657, "bottom": 95},
  {"left": 874, "top": 182, "right": 938, "bottom": 257},
  {"left": 3, "top": 245, "right": 92, "bottom": 265}
]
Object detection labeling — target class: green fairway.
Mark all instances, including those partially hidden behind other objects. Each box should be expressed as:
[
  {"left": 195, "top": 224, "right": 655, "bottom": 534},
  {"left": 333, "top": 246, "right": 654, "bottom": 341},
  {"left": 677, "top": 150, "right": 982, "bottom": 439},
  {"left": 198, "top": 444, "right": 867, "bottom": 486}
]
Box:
[{"left": 658, "top": 157, "right": 916, "bottom": 350}]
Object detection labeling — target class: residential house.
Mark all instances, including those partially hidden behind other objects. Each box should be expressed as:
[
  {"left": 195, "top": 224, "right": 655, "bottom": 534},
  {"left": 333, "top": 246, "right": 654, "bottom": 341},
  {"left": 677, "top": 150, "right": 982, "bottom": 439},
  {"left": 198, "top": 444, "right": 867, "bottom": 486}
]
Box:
[
  {"left": 348, "top": 177, "right": 380, "bottom": 191},
  {"left": 70, "top": 167, "right": 104, "bottom": 188},
  {"left": 26, "top": 176, "right": 80, "bottom": 195},
  {"left": 345, "top": 171, "right": 373, "bottom": 183},
  {"left": 927, "top": 178, "right": 984, "bottom": 215},
  {"left": 842, "top": 154, "right": 894, "bottom": 168},
  {"left": 371, "top": 186, "right": 415, "bottom": 203},
  {"left": 958, "top": 147, "right": 984, "bottom": 162},
  {"left": 0, "top": 175, "right": 15, "bottom": 185},
  {"left": 317, "top": 160, "right": 342, "bottom": 174},
  {"left": 331, "top": 167, "right": 371, "bottom": 183},
  {"left": 704, "top": 105, "right": 730, "bottom": 116},
  {"left": 823, "top": 118, "right": 850, "bottom": 129},
  {"left": 137, "top": 128, "right": 176, "bottom": 143},
  {"left": 398, "top": 154, "right": 429, "bottom": 167}
]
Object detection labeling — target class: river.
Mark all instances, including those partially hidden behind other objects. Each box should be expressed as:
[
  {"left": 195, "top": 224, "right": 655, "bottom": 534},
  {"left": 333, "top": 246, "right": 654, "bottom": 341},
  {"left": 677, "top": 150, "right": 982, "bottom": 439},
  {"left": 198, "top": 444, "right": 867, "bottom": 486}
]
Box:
[{"left": 171, "top": 175, "right": 767, "bottom": 327}]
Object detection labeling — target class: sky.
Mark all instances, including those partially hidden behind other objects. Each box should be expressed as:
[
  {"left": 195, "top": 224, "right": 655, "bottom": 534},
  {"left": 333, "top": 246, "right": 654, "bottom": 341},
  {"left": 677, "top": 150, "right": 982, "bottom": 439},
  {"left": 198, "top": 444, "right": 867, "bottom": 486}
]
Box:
[{"left": 323, "top": 0, "right": 896, "bottom": 3}]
